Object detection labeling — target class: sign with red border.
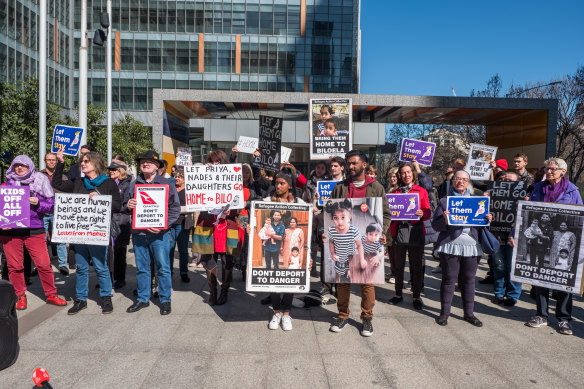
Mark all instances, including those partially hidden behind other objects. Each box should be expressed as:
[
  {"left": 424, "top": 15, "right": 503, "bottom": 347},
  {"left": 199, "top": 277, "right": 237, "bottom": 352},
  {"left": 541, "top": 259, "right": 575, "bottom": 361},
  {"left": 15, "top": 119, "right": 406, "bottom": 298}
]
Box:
[{"left": 132, "top": 184, "right": 169, "bottom": 229}]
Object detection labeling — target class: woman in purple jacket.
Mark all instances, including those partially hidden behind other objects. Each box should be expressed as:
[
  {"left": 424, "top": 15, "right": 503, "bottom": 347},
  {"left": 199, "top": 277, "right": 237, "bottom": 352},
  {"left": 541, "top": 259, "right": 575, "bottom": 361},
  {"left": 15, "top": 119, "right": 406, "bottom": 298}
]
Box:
[
  {"left": 431, "top": 170, "right": 492, "bottom": 327},
  {"left": 513, "top": 158, "right": 583, "bottom": 336},
  {"left": 0, "top": 155, "right": 67, "bottom": 310}
]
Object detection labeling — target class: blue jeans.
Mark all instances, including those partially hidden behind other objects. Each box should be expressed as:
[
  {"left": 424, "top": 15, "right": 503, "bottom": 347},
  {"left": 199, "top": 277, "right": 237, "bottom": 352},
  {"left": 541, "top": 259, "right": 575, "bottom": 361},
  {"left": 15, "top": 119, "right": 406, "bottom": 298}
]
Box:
[
  {"left": 493, "top": 244, "right": 522, "bottom": 301},
  {"left": 168, "top": 224, "right": 189, "bottom": 275},
  {"left": 74, "top": 244, "right": 111, "bottom": 301},
  {"left": 133, "top": 233, "right": 172, "bottom": 303},
  {"left": 43, "top": 214, "right": 68, "bottom": 268}
]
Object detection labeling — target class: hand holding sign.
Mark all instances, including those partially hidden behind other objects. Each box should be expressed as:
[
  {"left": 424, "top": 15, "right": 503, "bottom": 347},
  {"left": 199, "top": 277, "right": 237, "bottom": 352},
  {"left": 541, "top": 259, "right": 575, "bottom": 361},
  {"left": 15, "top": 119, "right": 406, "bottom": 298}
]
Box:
[{"left": 51, "top": 125, "right": 85, "bottom": 156}]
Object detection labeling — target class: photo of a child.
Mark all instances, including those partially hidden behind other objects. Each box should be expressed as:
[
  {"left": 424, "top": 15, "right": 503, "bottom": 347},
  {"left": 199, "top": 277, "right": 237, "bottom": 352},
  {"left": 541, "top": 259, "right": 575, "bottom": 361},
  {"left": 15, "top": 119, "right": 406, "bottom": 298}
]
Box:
[
  {"left": 309, "top": 98, "right": 352, "bottom": 160},
  {"left": 258, "top": 216, "right": 275, "bottom": 247}
]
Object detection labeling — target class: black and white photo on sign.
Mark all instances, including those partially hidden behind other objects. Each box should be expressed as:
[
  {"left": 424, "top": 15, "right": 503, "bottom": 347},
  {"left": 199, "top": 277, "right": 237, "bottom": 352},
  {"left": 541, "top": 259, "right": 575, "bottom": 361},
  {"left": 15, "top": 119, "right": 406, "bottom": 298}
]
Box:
[
  {"left": 309, "top": 98, "right": 352, "bottom": 160},
  {"left": 511, "top": 201, "right": 584, "bottom": 294},
  {"left": 323, "top": 197, "right": 385, "bottom": 284},
  {"left": 246, "top": 201, "right": 312, "bottom": 293}
]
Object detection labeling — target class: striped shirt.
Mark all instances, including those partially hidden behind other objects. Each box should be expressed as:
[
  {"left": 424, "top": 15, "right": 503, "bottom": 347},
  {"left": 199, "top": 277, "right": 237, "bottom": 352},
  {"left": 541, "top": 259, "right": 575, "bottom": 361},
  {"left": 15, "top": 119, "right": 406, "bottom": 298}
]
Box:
[
  {"left": 328, "top": 225, "right": 361, "bottom": 275},
  {"left": 361, "top": 236, "right": 383, "bottom": 255}
]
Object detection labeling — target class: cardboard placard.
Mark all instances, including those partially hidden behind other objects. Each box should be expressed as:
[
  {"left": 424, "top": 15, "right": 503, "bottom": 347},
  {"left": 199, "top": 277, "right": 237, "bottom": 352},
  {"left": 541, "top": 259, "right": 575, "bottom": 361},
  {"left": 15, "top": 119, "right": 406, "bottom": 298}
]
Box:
[
  {"left": 399, "top": 138, "right": 436, "bottom": 166},
  {"left": 446, "top": 196, "right": 490, "bottom": 226},
  {"left": 184, "top": 164, "right": 244, "bottom": 211},
  {"left": 51, "top": 125, "right": 85, "bottom": 156},
  {"left": 176, "top": 147, "right": 192, "bottom": 166},
  {"left": 252, "top": 115, "right": 283, "bottom": 172},
  {"left": 467, "top": 144, "right": 498, "bottom": 180},
  {"left": 52, "top": 193, "right": 112, "bottom": 245},
  {"left": 0, "top": 186, "right": 30, "bottom": 228},
  {"left": 310, "top": 98, "right": 352, "bottom": 160},
  {"left": 386, "top": 193, "right": 420, "bottom": 221},
  {"left": 132, "top": 185, "right": 169, "bottom": 229}
]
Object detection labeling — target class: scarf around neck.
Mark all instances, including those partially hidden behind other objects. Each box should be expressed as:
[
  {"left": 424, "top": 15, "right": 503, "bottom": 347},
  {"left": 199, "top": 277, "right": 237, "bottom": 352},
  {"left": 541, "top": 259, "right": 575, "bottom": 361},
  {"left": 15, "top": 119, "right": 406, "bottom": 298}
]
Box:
[
  {"left": 399, "top": 183, "right": 414, "bottom": 193},
  {"left": 542, "top": 177, "right": 568, "bottom": 203},
  {"left": 83, "top": 174, "right": 109, "bottom": 191},
  {"left": 449, "top": 185, "right": 471, "bottom": 197}
]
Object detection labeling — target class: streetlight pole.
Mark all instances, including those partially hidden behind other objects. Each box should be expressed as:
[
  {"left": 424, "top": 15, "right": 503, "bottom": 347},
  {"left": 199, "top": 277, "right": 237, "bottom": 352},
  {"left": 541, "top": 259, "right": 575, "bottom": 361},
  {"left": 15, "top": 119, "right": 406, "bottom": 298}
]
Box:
[
  {"left": 79, "top": 0, "right": 88, "bottom": 145},
  {"left": 106, "top": 0, "right": 112, "bottom": 164},
  {"left": 505, "top": 81, "right": 562, "bottom": 98},
  {"left": 38, "top": 0, "right": 47, "bottom": 169}
]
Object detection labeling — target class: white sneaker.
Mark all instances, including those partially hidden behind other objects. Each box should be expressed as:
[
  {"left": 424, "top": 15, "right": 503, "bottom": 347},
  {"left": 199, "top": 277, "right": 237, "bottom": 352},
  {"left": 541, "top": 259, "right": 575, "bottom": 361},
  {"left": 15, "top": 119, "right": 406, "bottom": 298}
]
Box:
[
  {"left": 268, "top": 313, "right": 282, "bottom": 330},
  {"left": 292, "top": 297, "right": 305, "bottom": 308},
  {"left": 281, "top": 315, "right": 293, "bottom": 331}
]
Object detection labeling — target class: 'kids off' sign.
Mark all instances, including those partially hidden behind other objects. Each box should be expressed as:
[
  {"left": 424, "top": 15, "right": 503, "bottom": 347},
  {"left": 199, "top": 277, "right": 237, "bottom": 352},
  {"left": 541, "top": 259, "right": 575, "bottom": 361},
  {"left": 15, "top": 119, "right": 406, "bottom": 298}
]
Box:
[
  {"left": 51, "top": 125, "right": 85, "bottom": 156},
  {"left": 446, "top": 196, "right": 490, "bottom": 226},
  {"left": 0, "top": 186, "right": 30, "bottom": 228}
]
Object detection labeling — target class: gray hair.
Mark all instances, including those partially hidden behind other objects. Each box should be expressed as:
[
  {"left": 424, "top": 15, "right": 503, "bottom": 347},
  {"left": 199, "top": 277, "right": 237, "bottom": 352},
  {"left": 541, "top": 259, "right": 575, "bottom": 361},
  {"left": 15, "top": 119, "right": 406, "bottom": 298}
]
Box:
[
  {"left": 544, "top": 158, "right": 567, "bottom": 171},
  {"left": 453, "top": 170, "right": 471, "bottom": 180}
]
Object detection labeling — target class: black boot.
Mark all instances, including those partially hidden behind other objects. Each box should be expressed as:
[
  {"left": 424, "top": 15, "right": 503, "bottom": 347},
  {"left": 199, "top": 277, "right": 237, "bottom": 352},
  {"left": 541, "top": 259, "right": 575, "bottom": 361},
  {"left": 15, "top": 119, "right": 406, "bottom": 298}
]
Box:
[
  {"left": 207, "top": 268, "right": 218, "bottom": 306},
  {"left": 216, "top": 265, "right": 233, "bottom": 306}
]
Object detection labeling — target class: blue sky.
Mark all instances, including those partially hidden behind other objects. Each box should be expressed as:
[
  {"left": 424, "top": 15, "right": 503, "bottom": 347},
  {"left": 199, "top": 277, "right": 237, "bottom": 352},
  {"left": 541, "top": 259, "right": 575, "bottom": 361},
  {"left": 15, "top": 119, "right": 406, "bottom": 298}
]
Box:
[{"left": 359, "top": 1, "right": 584, "bottom": 97}]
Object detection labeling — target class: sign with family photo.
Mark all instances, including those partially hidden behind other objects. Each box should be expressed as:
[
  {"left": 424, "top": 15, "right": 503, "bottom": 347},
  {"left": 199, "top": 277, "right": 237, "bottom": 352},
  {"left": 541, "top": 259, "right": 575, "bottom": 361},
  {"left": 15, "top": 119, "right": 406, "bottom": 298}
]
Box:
[
  {"left": 467, "top": 143, "right": 497, "bottom": 180},
  {"left": 246, "top": 201, "right": 312, "bottom": 293},
  {"left": 309, "top": 98, "right": 352, "bottom": 160},
  {"left": 322, "top": 197, "right": 385, "bottom": 284},
  {"left": 511, "top": 201, "right": 584, "bottom": 294}
]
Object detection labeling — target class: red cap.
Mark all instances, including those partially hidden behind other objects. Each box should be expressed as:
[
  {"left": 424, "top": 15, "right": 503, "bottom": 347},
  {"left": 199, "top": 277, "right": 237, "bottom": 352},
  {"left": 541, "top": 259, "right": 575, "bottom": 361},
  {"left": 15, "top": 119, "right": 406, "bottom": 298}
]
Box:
[
  {"left": 32, "top": 368, "right": 50, "bottom": 386},
  {"left": 495, "top": 159, "right": 508, "bottom": 171}
]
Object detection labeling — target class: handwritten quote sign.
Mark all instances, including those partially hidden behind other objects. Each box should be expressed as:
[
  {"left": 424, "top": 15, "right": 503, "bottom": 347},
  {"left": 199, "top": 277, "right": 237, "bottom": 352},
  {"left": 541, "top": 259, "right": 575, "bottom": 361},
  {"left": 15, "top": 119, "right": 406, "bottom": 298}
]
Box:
[
  {"left": 317, "top": 181, "right": 338, "bottom": 206},
  {"left": 185, "top": 164, "right": 244, "bottom": 211},
  {"left": 399, "top": 138, "right": 436, "bottom": 166},
  {"left": 52, "top": 194, "right": 112, "bottom": 245},
  {"left": 386, "top": 193, "right": 420, "bottom": 220},
  {"left": 467, "top": 144, "right": 498, "bottom": 180},
  {"left": 253, "top": 115, "right": 282, "bottom": 172},
  {"left": 447, "top": 196, "right": 490, "bottom": 226},
  {"left": 132, "top": 185, "right": 168, "bottom": 229},
  {"left": 0, "top": 186, "right": 30, "bottom": 228},
  {"left": 236, "top": 136, "right": 292, "bottom": 162},
  {"left": 51, "top": 125, "right": 85, "bottom": 156}
]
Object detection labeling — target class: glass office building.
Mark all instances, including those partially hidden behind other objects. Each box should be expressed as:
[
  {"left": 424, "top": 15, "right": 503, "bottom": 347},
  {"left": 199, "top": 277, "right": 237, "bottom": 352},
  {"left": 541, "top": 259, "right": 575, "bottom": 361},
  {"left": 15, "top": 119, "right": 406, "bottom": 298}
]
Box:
[{"left": 1, "top": 0, "right": 361, "bottom": 124}]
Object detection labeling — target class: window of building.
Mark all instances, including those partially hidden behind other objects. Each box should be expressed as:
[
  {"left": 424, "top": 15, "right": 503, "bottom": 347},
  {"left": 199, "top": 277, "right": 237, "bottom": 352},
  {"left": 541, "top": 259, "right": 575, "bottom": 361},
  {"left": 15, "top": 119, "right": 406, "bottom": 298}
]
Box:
[
  {"left": 134, "top": 79, "right": 147, "bottom": 110},
  {"left": 120, "top": 78, "right": 133, "bottom": 109},
  {"left": 222, "top": 3, "right": 232, "bottom": 34},
  {"left": 259, "top": 5, "right": 273, "bottom": 35},
  {"left": 162, "top": 40, "right": 175, "bottom": 71},
  {"left": 167, "top": 1, "right": 176, "bottom": 33},
  {"left": 204, "top": 41, "right": 217, "bottom": 72},
  {"left": 189, "top": 39, "right": 199, "bottom": 73},
  {"left": 176, "top": 2, "right": 185, "bottom": 33},
  {"left": 121, "top": 39, "right": 133, "bottom": 70},
  {"left": 232, "top": 4, "right": 245, "bottom": 34},
  {"left": 245, "top": 5, "right": 259, "bottom": 35},
  {"left": 217, "top": 42, "right": 231, "bottom": 73},
  {"left": 134, "top": 40, "right": 147, "bottom": 70},
  {"left": 274, "top": 5, "right": 287, "bottom": 35},
  {"left": 148, "top": 40, "right": 161, "bottom": 71},
  {"left": 185, "top": 2, "right": 194, "bottom": 32}
]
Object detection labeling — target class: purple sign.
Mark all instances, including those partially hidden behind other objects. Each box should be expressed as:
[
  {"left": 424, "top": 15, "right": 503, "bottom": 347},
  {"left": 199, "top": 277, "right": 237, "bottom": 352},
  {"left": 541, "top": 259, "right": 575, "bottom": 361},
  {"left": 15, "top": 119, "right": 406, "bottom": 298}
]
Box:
[
  {"left": 386, "top": 193, "right": 420, "bottom": 220},
  {"left": 0, "top": 186, "right": 30, "bottom": 228},
  {"left": 399, "top": 138, "right": 436, "bottom": 166}
]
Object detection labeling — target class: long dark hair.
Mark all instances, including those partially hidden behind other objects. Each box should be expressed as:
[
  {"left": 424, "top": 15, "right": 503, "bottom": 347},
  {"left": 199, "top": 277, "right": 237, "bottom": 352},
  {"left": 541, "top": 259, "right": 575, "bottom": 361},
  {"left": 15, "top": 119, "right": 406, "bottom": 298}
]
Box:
[{"left": 324, "top": 199, "right": 352, "bottom": 218}]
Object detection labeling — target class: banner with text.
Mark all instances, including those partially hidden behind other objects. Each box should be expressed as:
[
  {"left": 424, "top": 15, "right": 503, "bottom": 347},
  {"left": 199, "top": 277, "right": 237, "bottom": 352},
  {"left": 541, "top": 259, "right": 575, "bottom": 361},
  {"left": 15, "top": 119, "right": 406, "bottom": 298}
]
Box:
[
  {"left": 52, "top": 193, "right": 111, "bottom": 245},
  {"left": 511, "top": 201, "right": 584, "bottom": 294},
  {"left": 487, "top": 180, "right": 528, "bottom": 239},
  {"left": 446, "top": 196, "right": 490, "bottom": 226},
  {"left": 317, "top": 181, "right": 339, "bottom": 206},
  {"left": 467, "top": 144, "right": 497, "bottom": 180},
  {"left": 0, "top": 186, "right": 30, "bottom": 228},
  {"left": 185, "top": 164, "right": 244, "bottom": 211},
  {"left": 399, "top": 138, "right": 436, "bottom": 166},
  {"left": 51, "top": 125, "right": 85, "bottom": 156},
  {"left": 176, "top": 147, "right": 192, "bottom": 166},
  {"left": 252, "top": 115, "right": 283, "bottom": 172},
  {"left": 386, "top": 193, "right": 420, "bottom": 221},
  {"left": 236, "top": 136, "right": 292, "bottom": 162},
  {"left": 247, "top": 201, "right": 312, "bottom": 293},
  {"left": 310, "top": 98, "right": 352, "bottom": 159},
  {"left": 132, "top": 185, "right": 168, "bottom": 229}
]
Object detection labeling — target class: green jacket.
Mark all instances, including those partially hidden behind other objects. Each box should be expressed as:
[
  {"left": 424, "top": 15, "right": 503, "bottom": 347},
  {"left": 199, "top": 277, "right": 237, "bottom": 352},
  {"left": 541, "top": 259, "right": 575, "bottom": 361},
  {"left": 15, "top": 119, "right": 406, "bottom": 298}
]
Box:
[{"left": 330, "top": 177, "right": 392, "bottom": 240}]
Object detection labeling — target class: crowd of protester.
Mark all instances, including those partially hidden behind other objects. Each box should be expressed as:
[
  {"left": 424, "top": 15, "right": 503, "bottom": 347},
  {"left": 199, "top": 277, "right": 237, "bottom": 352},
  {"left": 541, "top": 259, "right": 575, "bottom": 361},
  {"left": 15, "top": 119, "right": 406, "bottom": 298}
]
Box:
[{"left": 1, "top": 144, "right": 581, "bottom": 337}]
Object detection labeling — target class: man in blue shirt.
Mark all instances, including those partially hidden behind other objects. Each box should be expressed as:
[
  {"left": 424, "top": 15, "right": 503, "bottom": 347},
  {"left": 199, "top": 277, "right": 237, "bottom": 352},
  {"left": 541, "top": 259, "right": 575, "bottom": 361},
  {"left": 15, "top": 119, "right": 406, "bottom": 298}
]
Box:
[{"left": 263, "top": 210, "right": 285, "bottom": 269}]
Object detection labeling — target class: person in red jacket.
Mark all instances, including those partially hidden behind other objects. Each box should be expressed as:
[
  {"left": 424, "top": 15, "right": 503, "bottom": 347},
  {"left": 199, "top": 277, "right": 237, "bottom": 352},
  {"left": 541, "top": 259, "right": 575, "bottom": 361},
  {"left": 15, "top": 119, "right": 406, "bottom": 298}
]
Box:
[{"left": 388, "top": 163, "right": 431, "bottom": 310}]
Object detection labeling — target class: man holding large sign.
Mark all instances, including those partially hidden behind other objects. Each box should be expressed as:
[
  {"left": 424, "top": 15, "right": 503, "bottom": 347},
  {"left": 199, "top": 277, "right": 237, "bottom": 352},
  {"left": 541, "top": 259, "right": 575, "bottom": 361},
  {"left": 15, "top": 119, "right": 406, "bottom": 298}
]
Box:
[{"left": 124, "top": 150, "right": 180, "bottom": 316}]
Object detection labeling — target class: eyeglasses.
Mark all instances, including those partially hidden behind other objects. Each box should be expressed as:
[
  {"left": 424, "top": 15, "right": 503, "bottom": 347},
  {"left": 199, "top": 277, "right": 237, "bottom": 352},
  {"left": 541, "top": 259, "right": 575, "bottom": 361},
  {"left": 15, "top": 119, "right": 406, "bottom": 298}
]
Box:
[
  {"left": 80, "top": 159, "right": 90, "bottom": 164},
  {"left": 545, "top": 167, "right": 562, "bottom": 172},
  {"left": 452, "top": 178, "right": 469, "bottom": 182},
  {"left": 140, "top": 160, "right": 156, "bottom": 165}
]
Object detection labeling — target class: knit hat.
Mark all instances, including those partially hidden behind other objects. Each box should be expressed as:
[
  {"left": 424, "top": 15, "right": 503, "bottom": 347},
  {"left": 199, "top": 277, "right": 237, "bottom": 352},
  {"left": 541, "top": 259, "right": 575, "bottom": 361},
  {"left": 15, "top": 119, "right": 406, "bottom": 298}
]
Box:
[
  {"left": 275, "top": 171, "right": 294, "bottom": 190},
  {"left": 495, "top": 159, "right": 508, "bottom": 171}
]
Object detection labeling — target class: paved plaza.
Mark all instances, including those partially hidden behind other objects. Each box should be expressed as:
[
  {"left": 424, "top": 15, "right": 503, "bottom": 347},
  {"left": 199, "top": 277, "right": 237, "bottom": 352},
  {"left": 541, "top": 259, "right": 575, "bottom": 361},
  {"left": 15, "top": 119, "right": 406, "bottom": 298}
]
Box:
[{"left": 2, "top": 248, "right": 584, "bottom": 388}]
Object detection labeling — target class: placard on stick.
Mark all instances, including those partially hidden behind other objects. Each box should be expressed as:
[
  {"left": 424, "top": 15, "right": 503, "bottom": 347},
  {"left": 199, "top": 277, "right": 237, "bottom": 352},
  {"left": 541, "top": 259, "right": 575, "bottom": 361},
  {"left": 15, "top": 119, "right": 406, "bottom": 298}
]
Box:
[
  {"left": 52, "top": 193, "right": 112, "bottom": 245},
  {"left": 132, "top": 185, "right": 169, "bottom": 229},
  {"left": 253, "top": 115, "right": 282, "bottom": 172},
  {"left": 176, "top": 147, "right": 192, "bottom": 166},
  {"left": 184, "top": 164, "right": 244, "bottom": 211},
  {"left": 0, "top": 186, "right": 30, "bottom": 228}
]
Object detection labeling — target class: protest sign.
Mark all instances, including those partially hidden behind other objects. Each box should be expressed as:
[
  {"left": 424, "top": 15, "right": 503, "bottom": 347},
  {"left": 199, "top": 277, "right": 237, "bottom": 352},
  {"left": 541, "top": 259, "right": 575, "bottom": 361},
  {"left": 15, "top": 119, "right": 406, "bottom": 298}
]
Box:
[
  {"left": 511, "top": 201, "right": 584, "bottom": 294},
  {"left": 176, "top": 147, "right": 192, "bottom": 166},
  {"left": 184, "top": 164, "right": 244, "bottom": 211},
  {"left": 236, "top": 136, "right": 292, "bottom": 162},
  {"left": 252, "top": 115, "right": 282, "bottom": 172},
  {"left": 0, "top": 186, "right": 30, "bottom": 228},
  {"left": 310, "top": 98, "right": 352, "bottom": 159},
  {"left": 51, "top": 125, "right": 85, "bottom": 156},
  {"left": 247, "top": 201, "right": 312, "bottom": 293},
  {"left": 399, "top": 138, "right": 436, "bottom": 166},
  {"left": 386, "top": 193, "right": 420, "bottom": 221},
  {"left": 52, "top": 193, "right": 111, "bottom": 245},
  {"left": 323, "top": 198, "right": 385, "bottom": 284},
  {"left": 467, "top": 144, "right": 497, "bottom": 180},
  {"left": 446, "top": 196, "right": 490, "bottom": 226},
  {"left": 487, "top": 180, "right": 528, "bottom": 239},
  {"left": 132, "top": 185, "right": 168, "bottom": 229},
  {"left": 317, "top": 181, "right": 339, "bottom": 206}
]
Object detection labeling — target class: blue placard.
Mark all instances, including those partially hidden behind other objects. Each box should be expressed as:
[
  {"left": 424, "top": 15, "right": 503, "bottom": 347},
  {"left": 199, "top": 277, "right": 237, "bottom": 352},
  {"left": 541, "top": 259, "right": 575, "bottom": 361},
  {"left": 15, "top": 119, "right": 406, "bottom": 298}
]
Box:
[
  {"left": 51, "top": 125, "right": 85, "bottom": 156},
  {"left": 317, "top": 181, "right": 339, "bottom": 206},
  {"left": 447, "top": 196, "right": 490, "bottom": 226}
]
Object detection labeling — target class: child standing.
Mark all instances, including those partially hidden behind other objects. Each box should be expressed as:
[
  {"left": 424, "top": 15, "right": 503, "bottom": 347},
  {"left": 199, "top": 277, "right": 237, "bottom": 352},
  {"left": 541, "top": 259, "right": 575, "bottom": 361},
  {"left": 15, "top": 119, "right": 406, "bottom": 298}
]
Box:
[{"left": 288, "top": 247, "right": 301, "bottom": 269}]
